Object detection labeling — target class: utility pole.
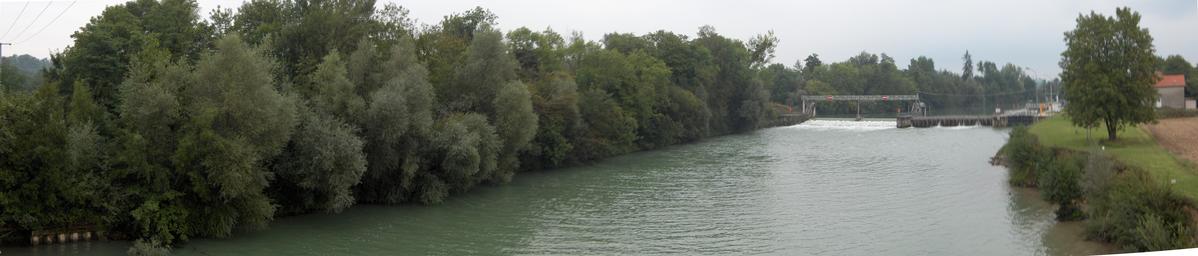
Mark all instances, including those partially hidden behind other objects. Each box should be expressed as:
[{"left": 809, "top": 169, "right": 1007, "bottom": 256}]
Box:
[{"left": 0, "top": 42, "right": 10, "bottom": 92}]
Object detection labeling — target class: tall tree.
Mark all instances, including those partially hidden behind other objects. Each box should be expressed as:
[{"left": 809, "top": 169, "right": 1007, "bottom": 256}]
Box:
[
  {"left": 962, "top": 50, "right": 974, "bottom": 80},
  {"left": 358, "top": 36, "right": 436, "bottom": 204},
  {"left": 445, "top": 25, "right": 518, "bottom": 114},
  {"left": 271, "top": 106, "right": 367, "bottom": 214},
  {"left": 306, "top": 51, "right": 366, "bottom": 123},
  {"left": 747, "top": 31, "right": 779, "bottom": 69},
  {"left": 1060, "top": 7, "right": 1157, "bottom": 141},
  {"left": 492, "top": 81, "right": 538, "bottom": 181},
  {"left": 174, "top": 34, "right": 297, "bottom": 237},
  {"left": 53, "top": 0, "right": 209, "bottom": 111},
  {"left": 803, "top": 54, "right": 822, "bottom": 74}
]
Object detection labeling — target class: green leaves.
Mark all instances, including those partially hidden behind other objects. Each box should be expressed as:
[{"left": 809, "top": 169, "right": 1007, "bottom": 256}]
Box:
[
  {"left": 307, "top": 51, "right": 366, "bottom": 123},
  {"left": 1060, "top": 7, "right": 1158, "bottom": 141},
  {"left": 493, "top": 81, "right": 538, "bottom": 181},
  {"left": 274, "top": 107, "right": 366, "bottom": 213},
  {"left": 445, "top": 26, "right": 518, "bottom": 113}
]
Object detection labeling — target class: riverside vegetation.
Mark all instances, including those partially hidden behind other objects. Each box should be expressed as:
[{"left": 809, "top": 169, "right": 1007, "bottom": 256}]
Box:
[
  {"left": 0, "top": 0, "right": 1081, "bottom": 254},
  {"left": 1002, "top": 121, "right": 1196, "bottom": 252},
  {"left": 999, "top": 8, "right": 1198, "bottom": 253}
]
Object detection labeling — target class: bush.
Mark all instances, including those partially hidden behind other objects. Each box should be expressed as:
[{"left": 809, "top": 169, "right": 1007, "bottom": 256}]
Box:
[
  {"left": 1039, "top": 154, "right": 1084, "bottom": 220},
  {"left": 1005, "top": 126, "right": 1050, "bottom": 187},
  {"left": 1085, "top": 170, "right": 1195, "bottom": 251},
  {"left": 1155, "top": 108, "right": 1198, "bottom": 119},
  {"left": 127, "top": 239, "right": 171, "bottom": 256},
  {"left": 1134, "top": 213, "right": 1195, "bottom": 251}
]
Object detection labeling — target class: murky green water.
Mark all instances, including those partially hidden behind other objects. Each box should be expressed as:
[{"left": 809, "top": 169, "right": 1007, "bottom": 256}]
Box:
[{"left": 3, "top": 120, "right": 1110, "bottom": 255}]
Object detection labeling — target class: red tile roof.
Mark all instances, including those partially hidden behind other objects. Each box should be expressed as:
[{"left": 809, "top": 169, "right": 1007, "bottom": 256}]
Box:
[
  {"left": 1156, "top": 74, "right": 1186, "bottom": 88},
  {"left": 1154, "top": 73, "right": 1183, "bottom": 88}
]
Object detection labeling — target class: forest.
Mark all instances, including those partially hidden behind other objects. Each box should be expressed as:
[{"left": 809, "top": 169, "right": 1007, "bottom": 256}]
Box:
[{"left": 0, "top": 0, "right": 1054, "bottom": 251}]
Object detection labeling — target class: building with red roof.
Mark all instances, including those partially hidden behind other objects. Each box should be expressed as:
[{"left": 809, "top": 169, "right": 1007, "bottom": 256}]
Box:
[{"left": 1154, "top": 73, "right": 1186, "bottom": 109}]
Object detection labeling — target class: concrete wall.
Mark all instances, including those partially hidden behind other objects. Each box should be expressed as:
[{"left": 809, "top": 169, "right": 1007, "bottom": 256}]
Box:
[{"left": 1157, "top": 87, "right": 1185, "bottom": 109}]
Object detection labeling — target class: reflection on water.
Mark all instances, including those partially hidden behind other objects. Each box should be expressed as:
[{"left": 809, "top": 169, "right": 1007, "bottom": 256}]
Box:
[
  {"left": 1, "top": 120, "right": 1109, "bottom": 255},
  {"left": 1008, "top": 187, "right": 1117, "bottom": 255}
]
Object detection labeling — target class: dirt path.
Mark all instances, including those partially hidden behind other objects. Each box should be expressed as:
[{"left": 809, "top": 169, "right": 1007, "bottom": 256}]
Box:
[{"left": 1144, "top": 117, "right": 1198, "bottom": 164}]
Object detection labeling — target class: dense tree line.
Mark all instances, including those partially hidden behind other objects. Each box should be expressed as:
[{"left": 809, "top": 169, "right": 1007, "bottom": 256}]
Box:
[
  {"left": 0, "top": 54, "right": 50, "bottom": 92},
  {"left": 797, "top": 51, "right": 1043, "bottom": 116},
  {"left": 0, "top": 0, "right": 779, "bottom": 250},
  {"left": 0, "top": 0, "right": 1081, "bottom": 252}
]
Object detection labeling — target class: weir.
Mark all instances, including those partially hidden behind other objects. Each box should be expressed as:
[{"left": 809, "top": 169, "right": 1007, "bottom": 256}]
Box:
[{"left": 798, "top": 94, "right": 1047, "bottom": 128}]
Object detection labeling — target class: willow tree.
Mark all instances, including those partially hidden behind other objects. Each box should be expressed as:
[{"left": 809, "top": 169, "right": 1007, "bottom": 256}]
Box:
[
  {"left": 306, "top": 51, "right": 366, "bottom": 124},
  {"left": 273, "top": 107, "right": 366, "bottom": 214},
  {"left": 174, "top": 35, "right": 296, "bottom": 237},
  {"left": 359, "top": 36, "right": 437, "bottom": 204},
  {"left": 492, "top": 81, "right": 538, "bottom": 181},
  {"left": 1060, "top": 7, "right": 1157, "bottom": 141},
  {"left": 446, "top": 26, "right": 518, "bottom": 113}
]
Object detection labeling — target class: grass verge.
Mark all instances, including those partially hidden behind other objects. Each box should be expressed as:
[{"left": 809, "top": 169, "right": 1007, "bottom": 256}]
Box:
[{"left": 1027, "top": 116, "right": 1198, "bottom": 200}]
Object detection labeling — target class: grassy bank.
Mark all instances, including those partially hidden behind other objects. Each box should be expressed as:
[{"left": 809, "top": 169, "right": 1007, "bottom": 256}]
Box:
[
  {"left": 1028, "top": 117, "right": 1198, "bottom": 199},
  {"left": 1001, "top": 116, "right": 1198, "bottom": 251}
]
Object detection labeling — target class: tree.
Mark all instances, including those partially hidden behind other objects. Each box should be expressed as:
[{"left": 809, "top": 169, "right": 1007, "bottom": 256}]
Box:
[
  {"left": 803, "top": 54, "right": 822, "bottom": 74},
  {"left": 423, "top": 113, "right": 499, "bottom": 203},
  {"left": 417, "top": 7, "right": 498, "bottom": 88},
  {"left": 1040, "top": 156, "right": 1083, "bottom": 220},
  {"left": 1, "top": 61, "right": 29, "bottom": 93},
  {"left": 747, "top": 30, "right": 778, "bottom": 69},
  {"left": 445, "top": 25, "right": 518, "bottom": 113},
  {"left": 272, "top": 107, "right": 367, "bottom": 214},
  {"left": 358, "top": 36, "right": 436, "bottom": 204},
  {"left": 306, "top": 51, "right": 366, "bottom": 123},
  {"left": 522, "top": 74, "right": 581, "bottom": 170},
  {"left": 962, "top": 50, "right": 974, "bottom": 80},
  {"left": 1060, "top": 7, "right": 1158, "bottom": 141},
  {"left": 492, "top": 81, "right": 538, "bottom": 181},
  {"left": 509, "top": 27, "right": 565, "bottom": 82},
  {"left": 174, "top": 34, "right": 296, "bottom": 237},
  {"left": 52, "top": 0, "right": 209, "bottom": 111},
  {"left": 573, "top": 88, "right": 637, "bottom": 161}
]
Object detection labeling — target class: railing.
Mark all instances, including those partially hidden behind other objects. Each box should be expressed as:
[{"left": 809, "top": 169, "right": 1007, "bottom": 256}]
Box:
[{"left": 800, "top": 95, "right": 920, "bottom": 101}]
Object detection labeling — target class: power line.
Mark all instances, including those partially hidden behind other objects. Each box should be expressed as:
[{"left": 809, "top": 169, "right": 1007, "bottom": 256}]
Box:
[
  {"left": 7, "top": 1, "right": 53, "bottom": 44},
  {"left": 14, "top": 0, "right": 77, "bottom": 44},
  {"left": 0, "top": 1, "right": 31, "bottom": 41}
]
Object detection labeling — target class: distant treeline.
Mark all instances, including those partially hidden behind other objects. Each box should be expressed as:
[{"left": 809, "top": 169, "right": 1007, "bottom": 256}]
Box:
[
  {"left": 0, "top": 0, "right": 1047, "bottom": 251},
  {"left": 799, "top": 51, "right": 1051, "bottom": 116},
  {"left": 0, "top": 54, "right": 50, "bottom": 91}
]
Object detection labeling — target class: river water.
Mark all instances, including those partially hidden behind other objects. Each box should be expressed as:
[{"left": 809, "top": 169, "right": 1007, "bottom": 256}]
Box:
[{"left": 4, "top": 120, "right": 1111, "bottom": 255}]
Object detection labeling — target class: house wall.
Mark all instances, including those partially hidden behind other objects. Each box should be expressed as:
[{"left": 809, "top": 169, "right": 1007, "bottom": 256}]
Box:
[{"left": 1157, "top": 87, "right": 1185, "bottom": 108}]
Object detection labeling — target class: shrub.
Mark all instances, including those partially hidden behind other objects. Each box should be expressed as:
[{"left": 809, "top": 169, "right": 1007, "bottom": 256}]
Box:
[
  {"left": 1005, "top": 126, "right": 1049, "bottom": 186},
  {"left": 128, "top": 239, "right": 171, "bottom": 256},
  {"left": 1155, "top": 108, "right": 1198, "bottom": 119},
  {"left": 1039, "top": 154, "right": 1084, "bottom": 220},
  {"left": 1134, "top": 213, "right": 1195, "bottom": 251},
  {"left": 1085, "top": 170, "right": 1195, "bottom": 251}
]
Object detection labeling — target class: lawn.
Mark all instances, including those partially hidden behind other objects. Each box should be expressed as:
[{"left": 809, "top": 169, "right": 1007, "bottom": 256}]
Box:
[{"left": 1027, "top": 116, "right": 1198, "bottom": 199}]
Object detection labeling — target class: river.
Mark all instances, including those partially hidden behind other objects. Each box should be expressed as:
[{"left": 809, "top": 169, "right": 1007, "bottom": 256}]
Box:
[{"left": 3, "top": 119, "right": 1111, "bottom": 255}]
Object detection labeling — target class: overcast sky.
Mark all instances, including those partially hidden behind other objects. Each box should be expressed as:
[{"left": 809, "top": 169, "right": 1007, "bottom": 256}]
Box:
[{"left": 1, "top": 0, "right": 1195, "bottom": 78}]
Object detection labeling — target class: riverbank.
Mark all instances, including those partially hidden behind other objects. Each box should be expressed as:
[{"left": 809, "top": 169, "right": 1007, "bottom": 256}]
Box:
[
  {"left": 1029, "top": 116, "right": 1198, "bottom": 199},
  {"left": 999, "top": 115, "right": 1198, "bottom": 252},
  {"left": 3, "top": 119, "right": 1098, "bottom": 255}
]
